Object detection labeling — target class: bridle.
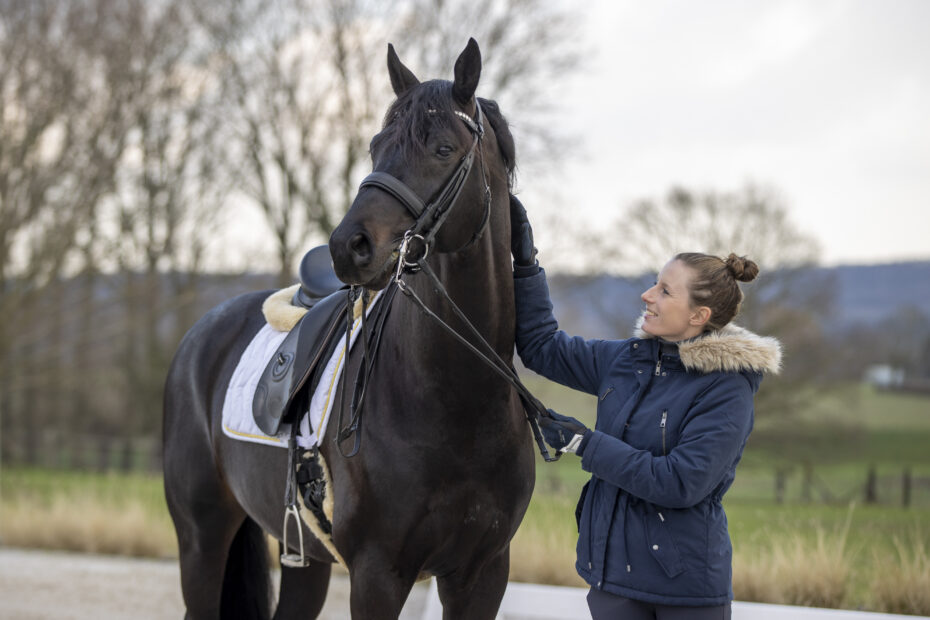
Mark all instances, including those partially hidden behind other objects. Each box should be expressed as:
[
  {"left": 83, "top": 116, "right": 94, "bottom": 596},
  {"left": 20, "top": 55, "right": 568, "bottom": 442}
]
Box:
[
  {"left": 336, "top": 100, "right": 557, "bottom": 462},
  {"left": 358, "top": 100, "right": 491, "bottom": 266}
]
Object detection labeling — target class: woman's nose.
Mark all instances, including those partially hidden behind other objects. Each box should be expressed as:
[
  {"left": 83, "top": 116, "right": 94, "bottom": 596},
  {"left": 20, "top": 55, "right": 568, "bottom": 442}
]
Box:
[{"left": 641, "top": 288, "right": 653, "bottom": 303}]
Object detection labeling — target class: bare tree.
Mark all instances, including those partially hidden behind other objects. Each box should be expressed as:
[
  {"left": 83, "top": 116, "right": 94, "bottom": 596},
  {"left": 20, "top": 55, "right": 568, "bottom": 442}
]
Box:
[
  {"left": 573, "top": 183, "right": 834, "bottom": 420},
  {"left": 398, "top": 0, "right": 581, "bottom": 163},
  {"left": 582, "top": 184, "right": 821, "bottom": 276},
  {"left": 0, "top": 0, "right": 227, "bottom": 467},
  {"left": 0, "top": 0, "right": 135, "bottom": 463},
  {"left": 197, "top": 0, "right": 581, "bottom": 284},
  {"left": 91, "top": 1, "right": 230, "bottom": 466}
]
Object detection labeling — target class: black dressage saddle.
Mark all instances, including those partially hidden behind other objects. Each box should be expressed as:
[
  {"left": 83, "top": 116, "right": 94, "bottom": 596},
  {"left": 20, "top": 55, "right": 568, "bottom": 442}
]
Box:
[{"left": 253, "top": 246, "right": 348, "bottom": 436}]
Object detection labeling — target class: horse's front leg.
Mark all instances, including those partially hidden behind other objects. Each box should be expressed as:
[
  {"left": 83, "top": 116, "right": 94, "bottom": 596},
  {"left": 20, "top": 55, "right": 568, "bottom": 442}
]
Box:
[
  {"left": 347, "top": 550, "right": 418, "bottom": 620},
  {"left": 435, "top": 547, "right": 510, "bottom": 620}
]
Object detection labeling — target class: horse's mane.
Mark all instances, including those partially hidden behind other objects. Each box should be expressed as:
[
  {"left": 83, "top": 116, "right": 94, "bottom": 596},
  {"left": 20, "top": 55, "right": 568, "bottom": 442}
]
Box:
[{"left": 377, "top": 79, "right": 516, "bottom": 189}]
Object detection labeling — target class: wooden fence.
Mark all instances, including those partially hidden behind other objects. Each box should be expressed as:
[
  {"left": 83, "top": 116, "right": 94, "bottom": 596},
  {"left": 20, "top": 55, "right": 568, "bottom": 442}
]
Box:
[{"left": 773, "top": 463, "right": 930, "bottom": 507}]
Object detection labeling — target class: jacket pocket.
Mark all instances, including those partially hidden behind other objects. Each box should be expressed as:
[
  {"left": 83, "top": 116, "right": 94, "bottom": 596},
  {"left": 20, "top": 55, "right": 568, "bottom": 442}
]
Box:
[
  {"left": 575, "top": 480, "right": 590, "bottom": 532},
  {"left": 644, "top": 510, "right": 685, "bottom": 578}
]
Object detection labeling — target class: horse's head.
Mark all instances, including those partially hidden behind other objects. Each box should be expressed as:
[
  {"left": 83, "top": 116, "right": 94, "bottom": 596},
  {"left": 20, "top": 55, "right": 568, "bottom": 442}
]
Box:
[{"left": 329, "top": 38, "right": 515, "bottom": 289}]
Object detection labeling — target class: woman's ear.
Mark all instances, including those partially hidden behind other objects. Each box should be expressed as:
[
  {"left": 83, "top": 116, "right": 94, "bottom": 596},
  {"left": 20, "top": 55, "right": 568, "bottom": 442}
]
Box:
[{"left": 690, "top": 306, "right": 712, "bottom": 328}]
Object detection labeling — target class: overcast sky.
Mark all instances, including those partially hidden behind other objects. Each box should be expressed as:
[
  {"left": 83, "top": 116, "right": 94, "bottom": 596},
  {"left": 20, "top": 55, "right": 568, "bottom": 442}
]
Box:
[{"left": 519, "top": 0, "right": 930, "bottom": 268}]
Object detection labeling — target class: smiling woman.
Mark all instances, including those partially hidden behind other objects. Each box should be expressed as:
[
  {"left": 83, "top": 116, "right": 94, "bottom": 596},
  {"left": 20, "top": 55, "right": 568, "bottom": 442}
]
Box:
[
  {"left": 508, "top": 195, "right": 782, "bottom": 619},
  {"left": 642, "top": 253, "right": 760, "bottom": 341}
]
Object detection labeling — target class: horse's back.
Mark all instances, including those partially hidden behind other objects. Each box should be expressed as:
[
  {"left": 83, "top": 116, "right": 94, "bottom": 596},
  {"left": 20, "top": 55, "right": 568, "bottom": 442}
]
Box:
[{"left": 163, "top": 290, "right": 270, "bottom": 444}]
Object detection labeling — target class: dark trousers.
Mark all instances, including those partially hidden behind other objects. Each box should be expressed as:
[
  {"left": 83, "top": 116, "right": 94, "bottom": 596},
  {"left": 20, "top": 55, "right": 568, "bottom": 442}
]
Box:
[{"left": 586, "top": 588, "right": 732, "bottom": 620}]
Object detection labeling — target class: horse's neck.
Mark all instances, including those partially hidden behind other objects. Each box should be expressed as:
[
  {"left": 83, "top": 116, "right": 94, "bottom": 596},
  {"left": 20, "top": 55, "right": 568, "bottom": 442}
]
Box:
[{"left": 396, "top": 233, "right": 515, "bottom": 380}]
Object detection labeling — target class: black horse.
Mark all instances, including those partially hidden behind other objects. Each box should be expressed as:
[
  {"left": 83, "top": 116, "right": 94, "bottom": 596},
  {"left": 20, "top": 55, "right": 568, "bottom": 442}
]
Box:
[{"left": 163, "top": 39, "right": 535, "bottom": 619}]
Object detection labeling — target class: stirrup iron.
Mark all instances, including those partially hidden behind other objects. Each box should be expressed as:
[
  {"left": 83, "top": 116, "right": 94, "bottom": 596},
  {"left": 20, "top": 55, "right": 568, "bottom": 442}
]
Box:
[{"left": 280, "top": 504, "right": 311, "bottom": 568}]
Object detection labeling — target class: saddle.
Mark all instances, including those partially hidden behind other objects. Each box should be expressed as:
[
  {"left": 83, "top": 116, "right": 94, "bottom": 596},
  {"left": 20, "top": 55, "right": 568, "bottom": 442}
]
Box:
[{"left": 253, "top": 246, "right": 348, "bottom": 436}]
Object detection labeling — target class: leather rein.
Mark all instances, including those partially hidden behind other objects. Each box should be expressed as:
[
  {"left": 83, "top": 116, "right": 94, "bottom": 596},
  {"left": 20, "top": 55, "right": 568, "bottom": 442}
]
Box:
[{"left": 335, "top": 100, "right": 557, "bottom": 462}]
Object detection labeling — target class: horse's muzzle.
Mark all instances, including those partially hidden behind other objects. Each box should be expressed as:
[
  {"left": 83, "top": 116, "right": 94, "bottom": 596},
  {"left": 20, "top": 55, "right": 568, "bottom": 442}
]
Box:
[{"left": 329, "top": 224, "right": 397, "bottom": 290}]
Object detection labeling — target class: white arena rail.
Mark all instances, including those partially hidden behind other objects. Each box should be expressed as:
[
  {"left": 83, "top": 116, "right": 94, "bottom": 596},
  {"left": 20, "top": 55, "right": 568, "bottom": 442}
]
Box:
[{"left": 419, "top": 579, "right": 926, "bottom": 620}]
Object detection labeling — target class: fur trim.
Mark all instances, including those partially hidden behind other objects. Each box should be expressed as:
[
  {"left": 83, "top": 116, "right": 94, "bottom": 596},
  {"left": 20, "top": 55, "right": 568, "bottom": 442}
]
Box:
[
  {"left": 634, "top": 317, "right": 782, "bottom": 375},
  {"left": 306, "top": 452, "right": 346, "bottom": 569},
  {"left": 264, "top": 285, "right": 368, "bottom": 332},
  {"left": 262, "top": 284, "right": 307, "bottom": 332}
]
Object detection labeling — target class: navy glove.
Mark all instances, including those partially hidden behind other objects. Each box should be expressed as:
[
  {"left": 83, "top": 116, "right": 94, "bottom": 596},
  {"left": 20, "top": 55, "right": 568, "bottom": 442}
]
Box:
[
  {"left": 539, "top": 409, "right": 591, "bottom": 455},
  {"left": 509, "top": 194, "right": 539, "bottom": 274}
]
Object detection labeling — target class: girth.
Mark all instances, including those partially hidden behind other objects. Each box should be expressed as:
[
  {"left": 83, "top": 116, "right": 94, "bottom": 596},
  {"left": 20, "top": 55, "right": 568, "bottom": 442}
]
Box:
[{"left": 253, "top": 290, "right": 349, "bottom": 436}]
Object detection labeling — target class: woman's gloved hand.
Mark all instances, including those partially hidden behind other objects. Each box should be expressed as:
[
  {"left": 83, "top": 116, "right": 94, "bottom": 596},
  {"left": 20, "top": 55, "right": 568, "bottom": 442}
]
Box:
[
  {"left": 539, "top": 409, "right": 591, "bottom": 455},
  {"left": 509, "top": 194, "right": 539, "bottom": 275}
]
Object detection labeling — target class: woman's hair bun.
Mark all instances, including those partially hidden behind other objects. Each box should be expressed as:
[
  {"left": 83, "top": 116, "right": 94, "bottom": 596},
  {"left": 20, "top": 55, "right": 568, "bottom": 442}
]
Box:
[{"left": 725, "top": 253, "right": 759, "bottom": 282}]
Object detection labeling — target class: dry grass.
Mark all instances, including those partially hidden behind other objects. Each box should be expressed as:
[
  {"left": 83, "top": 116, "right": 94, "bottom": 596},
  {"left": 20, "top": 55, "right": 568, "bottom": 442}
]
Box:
[
  {"left": 733, "top": 506, "right": 853, "bottom": 608},
  {"left": 869, "top": 534, "right": 930, "bottom": 615},
  {"left": 1, "top": 493, "right": 177, "bottom": 558},
  {"left": 4, "top": 467, "right": 929, "bottom": 615},
  {"left": 509, "top": 493, "right": 586, "bottom": 587},
  {"left": 734, "top": 528, "right": 852, "bottom": 608}
]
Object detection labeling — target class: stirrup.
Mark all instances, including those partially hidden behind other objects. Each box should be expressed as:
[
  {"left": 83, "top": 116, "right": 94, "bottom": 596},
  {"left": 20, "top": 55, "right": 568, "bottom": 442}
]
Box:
[{"left": 280, "top": 504, "right": 311, "bottom": 568}]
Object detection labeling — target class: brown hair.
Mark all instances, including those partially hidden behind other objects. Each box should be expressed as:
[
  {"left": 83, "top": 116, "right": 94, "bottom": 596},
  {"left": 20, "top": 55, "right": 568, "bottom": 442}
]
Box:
[{"left": 675, "top": 252, "right": 760, "bottom": 331}]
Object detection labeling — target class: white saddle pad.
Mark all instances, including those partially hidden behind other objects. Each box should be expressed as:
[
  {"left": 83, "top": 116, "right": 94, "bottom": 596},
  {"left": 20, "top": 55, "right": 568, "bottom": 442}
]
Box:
[{"left": 221, "top": 291, "right": 381, "bottom": 449}]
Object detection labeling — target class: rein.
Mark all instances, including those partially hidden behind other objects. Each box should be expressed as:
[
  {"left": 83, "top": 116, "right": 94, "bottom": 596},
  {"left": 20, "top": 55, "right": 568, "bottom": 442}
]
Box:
[
  {"left": 395, "top": 257, "right": 558, "bottom": 462},
  {"left": 336, "top": 100, "right": 557, "bottom": 462}
]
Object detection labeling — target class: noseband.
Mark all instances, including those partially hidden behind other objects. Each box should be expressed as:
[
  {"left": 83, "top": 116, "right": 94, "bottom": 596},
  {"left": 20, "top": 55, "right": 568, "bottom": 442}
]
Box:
[{"left": 357, "top": 100, "right": 491, "bottom": 267}]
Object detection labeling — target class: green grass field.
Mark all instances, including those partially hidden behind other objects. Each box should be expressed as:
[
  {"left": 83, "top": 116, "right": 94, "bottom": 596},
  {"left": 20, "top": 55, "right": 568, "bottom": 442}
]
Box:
[{"left": 1, "top": 382, "right": 928, "bottom": 613}]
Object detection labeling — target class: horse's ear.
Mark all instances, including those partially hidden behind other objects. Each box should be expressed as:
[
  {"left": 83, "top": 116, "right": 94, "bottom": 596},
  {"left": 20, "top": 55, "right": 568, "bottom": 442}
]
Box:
[
  {"left": 452, "top": 38, "right": 481, "bottom": 106},
  {"left": 387, "top": 43, "right": 420, "bottom": 96}
]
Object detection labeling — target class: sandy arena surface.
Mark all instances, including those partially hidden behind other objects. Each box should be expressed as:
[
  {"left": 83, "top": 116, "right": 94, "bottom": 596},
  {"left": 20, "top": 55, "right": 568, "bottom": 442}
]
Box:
[{"left": 0, "top": 547, "right": 429, "bottom": 619}]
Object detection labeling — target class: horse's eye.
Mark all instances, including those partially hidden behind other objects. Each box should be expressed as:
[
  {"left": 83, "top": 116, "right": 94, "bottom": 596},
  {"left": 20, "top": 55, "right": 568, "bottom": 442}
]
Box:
[{"left": 436, "top": 144, "right": 454, "bottom": 158}]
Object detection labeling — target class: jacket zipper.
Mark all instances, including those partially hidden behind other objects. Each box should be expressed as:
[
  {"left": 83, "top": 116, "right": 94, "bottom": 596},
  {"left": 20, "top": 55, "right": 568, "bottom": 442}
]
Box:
[
  {"left": 600, "top": 387, "right": 614, "bottom": 401},
  {"left": 654, "top": 358, "right": 662, "bottom": 376},
  {"left": 660, "top": 410, "right": 668, "bottom": 455}
]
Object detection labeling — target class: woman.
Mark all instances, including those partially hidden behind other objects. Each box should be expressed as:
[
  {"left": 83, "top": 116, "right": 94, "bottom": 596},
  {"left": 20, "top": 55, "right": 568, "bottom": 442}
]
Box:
[{"left": 510, "top": 196, "right": 781, "bottom": 619}]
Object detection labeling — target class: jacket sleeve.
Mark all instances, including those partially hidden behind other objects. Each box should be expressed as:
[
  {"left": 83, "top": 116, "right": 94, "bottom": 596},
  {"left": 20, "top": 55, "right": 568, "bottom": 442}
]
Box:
[
  {"left": 514, "top": 268, "right": 609, "bottom": 395},
  {"left": 579, "top": 375, "right": 754, "bottom": 508}
]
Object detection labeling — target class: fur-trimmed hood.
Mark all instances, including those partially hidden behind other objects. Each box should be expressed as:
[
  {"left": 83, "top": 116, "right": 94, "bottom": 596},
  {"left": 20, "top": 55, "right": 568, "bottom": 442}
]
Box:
[{"left": 634, "top": 317, "right": 782, "bottom": 375}]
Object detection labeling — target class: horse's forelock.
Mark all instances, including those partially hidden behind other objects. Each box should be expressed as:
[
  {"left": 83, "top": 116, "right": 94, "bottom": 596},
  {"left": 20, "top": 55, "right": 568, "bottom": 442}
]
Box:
[
  {"left": 380, "top": 80, "right": 460, "bottom": 164},
  {"left": 377, "top": 83, "right": 516, "bottom": 188}
]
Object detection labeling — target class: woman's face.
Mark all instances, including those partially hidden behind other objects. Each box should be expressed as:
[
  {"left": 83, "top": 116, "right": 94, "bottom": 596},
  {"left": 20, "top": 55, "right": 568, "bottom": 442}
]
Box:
[{"left": 640, "top": 259, "right": 708, "bottom": 342}]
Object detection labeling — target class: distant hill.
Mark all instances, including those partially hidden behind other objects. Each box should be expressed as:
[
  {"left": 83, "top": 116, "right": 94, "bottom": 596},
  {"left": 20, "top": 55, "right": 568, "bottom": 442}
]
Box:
[
  {"left": 72, "top": 260, "right": 928, "bottom": 342},
  {"left": 543, "top": 261, "right": 930, "bottom": 339},
  {"left": 824, "top": 262, "right": 930, "bottom": 325}
]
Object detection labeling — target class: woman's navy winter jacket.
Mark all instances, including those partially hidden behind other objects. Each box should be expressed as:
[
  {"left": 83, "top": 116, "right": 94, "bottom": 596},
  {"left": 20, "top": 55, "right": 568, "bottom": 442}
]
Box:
[{"left": 515, "top": 269, "right": 781, "bottom": 606}]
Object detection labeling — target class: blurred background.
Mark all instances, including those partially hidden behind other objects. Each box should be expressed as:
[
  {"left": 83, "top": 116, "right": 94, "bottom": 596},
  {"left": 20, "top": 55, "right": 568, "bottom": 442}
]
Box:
[{"left": 1, "top": 0, "right": 928, "bottom": 614}]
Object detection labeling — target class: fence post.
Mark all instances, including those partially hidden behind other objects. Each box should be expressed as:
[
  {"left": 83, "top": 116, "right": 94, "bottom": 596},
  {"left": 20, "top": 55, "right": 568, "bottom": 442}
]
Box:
[
  {"left": 775, "top": 468, "right": 786, "bottom": 504},
  {"left": 902, "top": 467, "right": 912, "bottom": 508},
  {"left": 864, "top": 465, "right": 878, "bottom": 504},
  {"left": 801, "top": 462, "right": 813, "bottom": 503},
  {"left": 96, "top": 436, "right": 111, "bottom": 472}
]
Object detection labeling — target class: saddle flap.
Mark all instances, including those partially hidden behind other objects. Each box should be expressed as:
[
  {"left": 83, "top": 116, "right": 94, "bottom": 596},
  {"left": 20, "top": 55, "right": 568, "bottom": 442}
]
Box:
[{"left": 253, "top": 290, "right": 348, "bottom": 436}]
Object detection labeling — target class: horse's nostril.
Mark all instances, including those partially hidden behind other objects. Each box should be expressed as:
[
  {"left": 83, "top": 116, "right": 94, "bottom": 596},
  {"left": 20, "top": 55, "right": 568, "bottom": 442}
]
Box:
[{"left": 348, "top": 232, "right": 372, "bottom": 265}]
